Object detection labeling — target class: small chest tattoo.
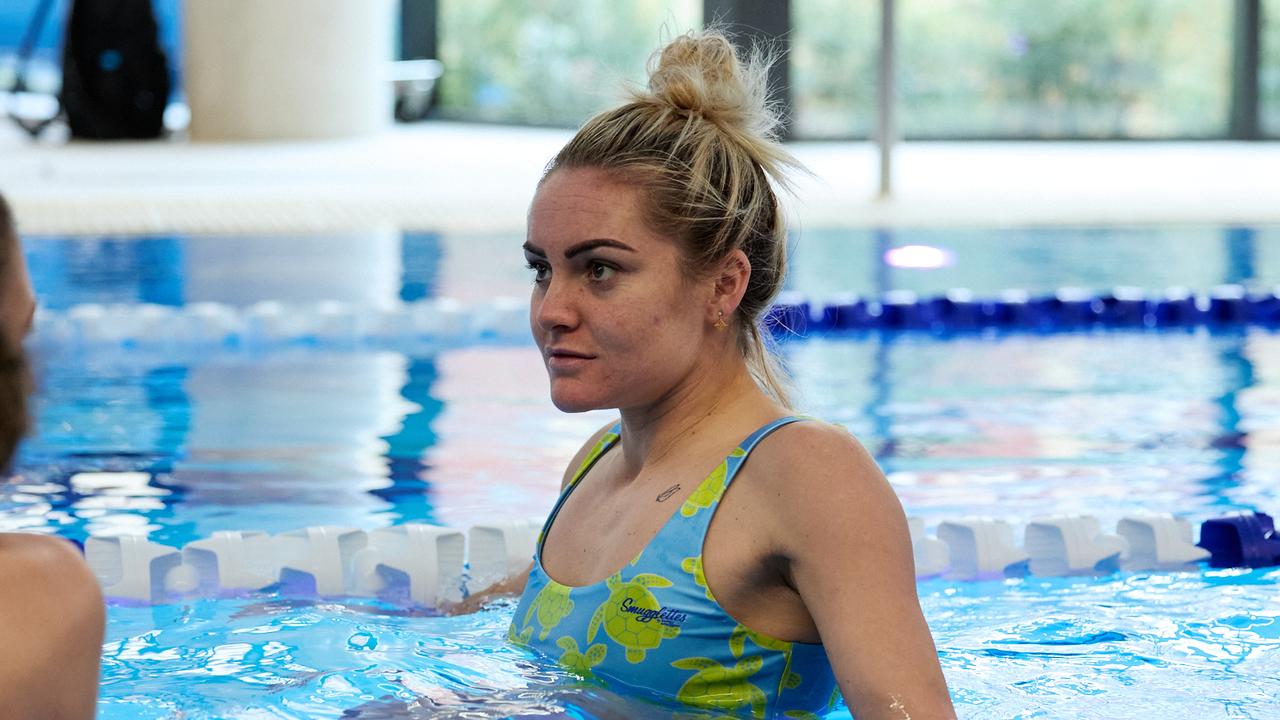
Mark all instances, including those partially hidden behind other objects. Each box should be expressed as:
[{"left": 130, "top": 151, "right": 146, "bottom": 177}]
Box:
[{"left": 656, "top": 484, "right": 681, "bottom": 502}]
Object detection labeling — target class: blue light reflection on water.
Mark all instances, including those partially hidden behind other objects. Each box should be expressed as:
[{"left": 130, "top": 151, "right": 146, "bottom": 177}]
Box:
[{"left": 92, "top": 570, "right": 1280, "bottom": 720}]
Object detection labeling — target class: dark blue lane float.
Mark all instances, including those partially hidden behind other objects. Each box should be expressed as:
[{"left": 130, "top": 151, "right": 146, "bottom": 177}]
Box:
[
  {"left": 1198, "top": 512, "right": 1280, "bottom": 569},
  {"left": 765, "top": 285, "right": 1280, "bottom": 336}
]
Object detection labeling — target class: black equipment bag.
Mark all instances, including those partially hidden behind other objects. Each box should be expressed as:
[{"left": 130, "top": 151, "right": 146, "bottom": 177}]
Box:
[{"left": 60, "top": 0, "right": 171, "bottom": 139}]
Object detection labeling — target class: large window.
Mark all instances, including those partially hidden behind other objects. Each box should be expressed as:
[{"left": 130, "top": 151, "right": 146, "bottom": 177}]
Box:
[
  {"left": 436, "top": 0, "right": 699, "bottom": 126},
  {"left": 793, "top": 0, "right": 1232, "bottom": 139},
  {"left": 1265, "top": 0, "right": 1280, "bottom": 136},
  {"left": 791, "top": 0, "right": 879, "bottom": 138}
]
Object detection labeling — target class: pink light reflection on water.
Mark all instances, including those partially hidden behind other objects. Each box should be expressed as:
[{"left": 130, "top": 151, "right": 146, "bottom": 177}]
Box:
[
  {"left": 883, "top": 244, "right": 955, "bottom": 269},
  {"left": 424, "top": 346, "right": 614, "bottom": 529}
]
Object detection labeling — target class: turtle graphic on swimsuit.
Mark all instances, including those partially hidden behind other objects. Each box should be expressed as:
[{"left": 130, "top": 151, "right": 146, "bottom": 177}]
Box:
[
  {"left": 680, "top": 555, "right": 715, "bottom": 600},
  {"left": 587, "top": 570, "right": 681, "bottom": 663},
  {"left": 507, "top": 623, "right": 533, "bottom": 645},
  {"left": 522, "top": 579, "right": 575, "bottom": 640},
  {"left": 730, "top": 624, "right": 802, "bottom": 690},
  {"left": 556, "top": 636, "right": 608, "bottom": 678},
  {"left": 680, "top": 447, "right": 747, "bottom": 518},
  {"left": 671, "top": 655, "right": 769, "bottom": 719}
]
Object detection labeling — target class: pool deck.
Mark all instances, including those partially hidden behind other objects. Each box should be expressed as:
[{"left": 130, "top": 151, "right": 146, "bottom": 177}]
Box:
[{"left": 1, "top": 120, "right": 1279, "bottom": 235}]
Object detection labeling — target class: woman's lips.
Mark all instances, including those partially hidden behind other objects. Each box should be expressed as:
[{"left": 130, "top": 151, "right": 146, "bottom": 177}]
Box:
[{"left": 546, "top": 349, "right": 594, "bottom": 371}]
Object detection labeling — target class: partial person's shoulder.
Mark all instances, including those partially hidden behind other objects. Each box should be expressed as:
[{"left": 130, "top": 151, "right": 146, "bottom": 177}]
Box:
[
  {"left": 0, "top": 533, "right": 101, "bottom": 604},
  {"left": 560, "top": 419, "right": 620, "bottom": 490}
]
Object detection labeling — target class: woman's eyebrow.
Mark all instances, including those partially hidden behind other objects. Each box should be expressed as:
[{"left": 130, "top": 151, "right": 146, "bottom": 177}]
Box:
[{"left": 523, "top": 239, "right": 637, "bottom": 259}]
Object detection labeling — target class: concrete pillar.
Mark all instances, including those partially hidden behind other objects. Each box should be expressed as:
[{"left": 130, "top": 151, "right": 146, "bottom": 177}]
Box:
[{"left": 183, "top": 0, "right": 397, "bottom": 141}]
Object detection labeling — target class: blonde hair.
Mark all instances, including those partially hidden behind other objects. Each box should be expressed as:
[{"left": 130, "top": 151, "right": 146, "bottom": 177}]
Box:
[{"left": 546, "top": 30, "right": 802, "bottom": 406}]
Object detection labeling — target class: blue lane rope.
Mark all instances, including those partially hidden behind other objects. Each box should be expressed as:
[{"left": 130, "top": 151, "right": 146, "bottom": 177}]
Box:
[
  {"left": 765, "top": 285, "right": 1280, "bottom": 337},
  {"left": 30, "top": 284, "right": 1280, "bottom": 351}
]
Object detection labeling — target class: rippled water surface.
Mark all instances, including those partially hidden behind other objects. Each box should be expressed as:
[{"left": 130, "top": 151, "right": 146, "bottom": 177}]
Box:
[{"left": 7, "top": 229, "right": 1280, "bottom": 718}]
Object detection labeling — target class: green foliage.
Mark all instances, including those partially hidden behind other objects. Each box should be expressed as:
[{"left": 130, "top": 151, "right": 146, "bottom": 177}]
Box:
[
  {"left": 437, "top": 0, "right": 699, "bottom": 125},
  {"left": 1264, "top": 0, "right": 1280, "bottom": 136}
]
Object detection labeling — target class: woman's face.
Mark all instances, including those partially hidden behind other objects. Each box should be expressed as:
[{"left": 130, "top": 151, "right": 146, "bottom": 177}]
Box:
[
  {"left": 524, "top": 168, "right": 711, "bottom": 413},
  {"left": 1, "top": 233, "right": 35, "bottom": 348}
]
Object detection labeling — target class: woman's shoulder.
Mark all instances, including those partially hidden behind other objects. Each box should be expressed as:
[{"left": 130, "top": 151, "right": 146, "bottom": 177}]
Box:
[
  {"left": 559, "top": 419, "right": 621, "bottom": 490},
  {"left": 758, "top": 417, "right": 876, "bottom": 471},
  {"left": 747, "top": 418, "right": 893, "bottom": 508},
  {"left": 745, "top": 418, "right": 908, "bottom": 558}
]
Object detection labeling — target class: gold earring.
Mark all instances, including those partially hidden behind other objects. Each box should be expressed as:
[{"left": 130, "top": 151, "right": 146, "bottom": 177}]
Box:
[{"left": 714, "top": 310, "right": 728, "bottom": 330}]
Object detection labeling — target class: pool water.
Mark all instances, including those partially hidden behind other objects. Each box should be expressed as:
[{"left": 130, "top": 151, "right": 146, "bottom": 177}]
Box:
[{"left": 6, "top": 228, "right": 1280, "bottom": 718}]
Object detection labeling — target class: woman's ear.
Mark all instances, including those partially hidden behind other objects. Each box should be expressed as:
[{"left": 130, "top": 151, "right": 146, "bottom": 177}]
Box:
[{"left": 711, "top": 248, "right": 752, "bottom": 318}]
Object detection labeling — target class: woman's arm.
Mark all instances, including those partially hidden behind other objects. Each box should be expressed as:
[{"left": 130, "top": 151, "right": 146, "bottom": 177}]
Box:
[{"left": 769, "top": 423, "right": 956, "bottom": 719}]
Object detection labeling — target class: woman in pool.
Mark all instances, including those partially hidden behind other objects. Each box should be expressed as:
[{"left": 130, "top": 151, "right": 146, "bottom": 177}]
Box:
[
  {"left": 475, "top": 31, "right": 953, "bottom": 719},
  {"left": 0, "top": 193, "right": 104, "bottom": 720}
]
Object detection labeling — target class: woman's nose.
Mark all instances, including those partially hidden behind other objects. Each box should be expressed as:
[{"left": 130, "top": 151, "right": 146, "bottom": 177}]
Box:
[{"left": 533, "top": 278, "right": 578, "bottom": 333}]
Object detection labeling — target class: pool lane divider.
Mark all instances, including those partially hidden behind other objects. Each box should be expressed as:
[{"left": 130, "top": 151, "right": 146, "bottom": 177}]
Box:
[
  {"left": 29, "top": 284, "right": 1280, "bottom": 351},
  {"left": 765, "top": 285, "right": 1280, "bottom": 335},
  {"left": 72, "top": 511, "right": 1277, "bottom": 605}
]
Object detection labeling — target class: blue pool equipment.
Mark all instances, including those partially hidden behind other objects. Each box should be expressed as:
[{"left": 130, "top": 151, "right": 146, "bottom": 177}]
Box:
[
  {"left": 85, "top": 534, "right": 188, "bottom": 602},
  {"left": 183, "top": 531, "right": 278, "bottom": 593},
  {"left": 907, "top": 517, "right": 950, "bottom": 578},
  {"left": 1024, "top": 516, "right": 1128, "bottom": 576},
  {"left": 274, "top": 526, "right": 369, "bottom": 595},
  {"left": 1154, "top": 287, "right": 1201, "bottom": 326},
  {"left": 467, "top": 520, "right": 543, "bottom": 590},
  {"left": 1197, "top": 512, "right": 1280, "bottom": 569},
  {"left": 935, "top": 519, "right": 1029, "bottom": 580},
  {"left": 1114, "top": 515, "right": 1210, "bottom": 571},
  {"left": 1207, "top": 285, "right": 1249, "bottom": 324},
  {"left": 351, "top": 524, "right": 465, "bottom": 606},
  {"left": 1039, "top": 287, "right": 1097, "bottom": 328},
  {"left": 1099, "top": 287, "right": 1151, "bottom": 326},
  {"left": 879, "top": 290, "right": 923, "bottom": 330},
  {"left": 1250, "top": 291, "right": 1280, "bottom": 324}
]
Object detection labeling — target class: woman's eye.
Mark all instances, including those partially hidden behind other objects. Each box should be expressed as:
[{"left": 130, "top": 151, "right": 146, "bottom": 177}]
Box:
[
  {"left": 588, "top": 262, "right": 616, "bottom": 282},
  {"left": 526, "top": 262, "right": 550, "bottom": 283}
]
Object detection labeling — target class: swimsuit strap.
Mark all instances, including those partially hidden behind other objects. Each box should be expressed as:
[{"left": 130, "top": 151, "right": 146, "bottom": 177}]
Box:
[
  {"left": 712, "top": 414, "right": 812, "bottom": 503},
  {"left": 535, "top": 421, "right": 623, "bottom": 558}
]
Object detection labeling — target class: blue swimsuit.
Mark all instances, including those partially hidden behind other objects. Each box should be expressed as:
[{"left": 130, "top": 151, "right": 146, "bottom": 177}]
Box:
[{"left": 510, "top": 416, "right": 840, "bottom": 718}]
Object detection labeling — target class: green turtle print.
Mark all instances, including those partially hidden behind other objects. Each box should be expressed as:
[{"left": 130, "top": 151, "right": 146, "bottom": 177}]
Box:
[
  {"left": 587, "top": 568, "right": 681, "bottom": 663},
  {"left": 680, "top": 447, "right": 747, "bottom": 518},
  {"left": 507, "top": 623, "right": 533, "bottom": 645},
  {"left": 671, "top": 655, "right": 769, "bottom": 719},
  {"left": 680, "top": 555, "right": 715, "bottom": 600},
  {"left": 521, "top": 579, "right": 575, "bottom": 641},
  {"left": 730, "top": 624, "right": 802, "bottom": 691},
  {"left": 556, "top": 636, "right": 608, "bottom": 677}
]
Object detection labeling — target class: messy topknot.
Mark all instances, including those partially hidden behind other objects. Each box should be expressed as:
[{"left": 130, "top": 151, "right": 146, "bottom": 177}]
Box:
[{"left": 546, "top": 29, "right": 802, "bottom": 406}]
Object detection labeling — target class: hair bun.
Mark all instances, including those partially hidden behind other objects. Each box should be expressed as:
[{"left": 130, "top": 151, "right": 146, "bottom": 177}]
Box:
[{"left": 644, "top": 32, "right": 776, "bottom": 137}]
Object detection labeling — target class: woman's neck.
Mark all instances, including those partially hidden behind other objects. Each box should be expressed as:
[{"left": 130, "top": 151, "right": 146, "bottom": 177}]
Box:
[{"left": 614, "top": 350, "right": 778, "bottom": 481}]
